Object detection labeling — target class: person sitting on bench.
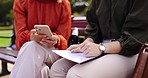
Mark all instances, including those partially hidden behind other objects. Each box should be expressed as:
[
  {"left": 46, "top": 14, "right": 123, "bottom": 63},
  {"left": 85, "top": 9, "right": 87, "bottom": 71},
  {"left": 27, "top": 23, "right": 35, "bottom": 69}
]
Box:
[
  {"left": 49, "top": 0, "right": 148, "bottom": 78},
  {"left": 10, "top": 0, "right": 71, "bottom": 78}
]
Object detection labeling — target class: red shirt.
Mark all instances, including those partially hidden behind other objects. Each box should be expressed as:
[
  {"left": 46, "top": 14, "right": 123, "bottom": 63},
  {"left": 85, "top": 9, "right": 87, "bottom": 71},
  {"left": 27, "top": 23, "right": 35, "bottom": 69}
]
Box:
[{"left": 13, "top": 0, "right": 71, "bottom": 50}]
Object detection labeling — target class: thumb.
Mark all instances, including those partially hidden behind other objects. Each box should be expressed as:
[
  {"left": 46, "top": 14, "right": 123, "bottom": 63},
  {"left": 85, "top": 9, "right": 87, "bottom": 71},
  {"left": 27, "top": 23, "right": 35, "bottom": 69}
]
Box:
[{"left": 31, "top": 29, "right": 36, "bottom": 34}]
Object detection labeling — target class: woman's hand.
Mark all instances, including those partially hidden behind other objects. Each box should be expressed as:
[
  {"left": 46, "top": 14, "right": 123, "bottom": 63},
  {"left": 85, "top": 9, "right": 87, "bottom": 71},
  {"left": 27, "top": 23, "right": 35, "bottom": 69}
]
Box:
[
  {"left": 40, "top": 35, "right": 59, "bottom": 47},
  {"left": 68, "top": 38, "right": 102, "bottom": 57},
  {"left": 67, "top": 44, "right": 80, "bottom": 51},
  {"left": 30, "top": 29, "right": 48, "bottom": 42}
]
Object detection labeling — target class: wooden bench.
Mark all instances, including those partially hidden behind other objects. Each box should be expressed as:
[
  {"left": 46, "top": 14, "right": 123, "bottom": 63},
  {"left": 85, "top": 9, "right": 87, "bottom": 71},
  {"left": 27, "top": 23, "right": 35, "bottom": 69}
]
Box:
[
  {"left": 133, "top": 44, "right": 148, "bottom": 78},
  {"left": 0, "top": 16, "right": 147, "bottom": 77},
  {"left": 0, "top": 16, "right": 88, "bottom": 75}
]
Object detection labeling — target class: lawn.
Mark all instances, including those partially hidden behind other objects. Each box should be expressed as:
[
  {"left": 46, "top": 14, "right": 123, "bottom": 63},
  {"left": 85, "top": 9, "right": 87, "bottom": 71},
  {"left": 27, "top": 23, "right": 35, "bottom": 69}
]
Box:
[{"left": 0, "top": 26, "right": 13, "bottom": 47}]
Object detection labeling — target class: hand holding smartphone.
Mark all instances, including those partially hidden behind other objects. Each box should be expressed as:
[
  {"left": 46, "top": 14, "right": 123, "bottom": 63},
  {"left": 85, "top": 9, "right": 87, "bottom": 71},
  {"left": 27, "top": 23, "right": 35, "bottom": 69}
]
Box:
[{"left": 34, "top": 25, "right": 53, "bottom": 39}]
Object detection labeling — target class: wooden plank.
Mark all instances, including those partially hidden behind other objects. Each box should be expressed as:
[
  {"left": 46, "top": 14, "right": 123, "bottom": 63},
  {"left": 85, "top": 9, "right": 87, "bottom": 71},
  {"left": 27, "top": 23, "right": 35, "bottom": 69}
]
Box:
[
  {"left": 71, "top": 16, "right": 88, "bottom": 36},
  {"left": 0, "top": 47, "right": 18, "bottom": 57},
  {"left": 0, "top": 47, "right": 18, "bottom": 64},
  {"left": 0, "top": 53, "right": 16, "bottom": 64}
]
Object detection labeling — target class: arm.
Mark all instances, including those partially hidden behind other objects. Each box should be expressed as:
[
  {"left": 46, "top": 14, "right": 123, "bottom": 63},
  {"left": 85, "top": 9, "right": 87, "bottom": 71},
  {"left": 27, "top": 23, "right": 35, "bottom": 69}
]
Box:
[
  {"left": 69, "top": 0, "right": 148, "bottom": 57},
  {"left": 102, "top": 0, "right": 148, "bottom": 56},
  {"left": 95, "top": 0, "right": 148, "bottom": 56},
  {"left": 13, "top": 0, "right": 30, "bottom": 50},
  {"left": 53, "top": 0, "right": 71, "bottom": 50},
  {"left": 85, "top": 0, "right": 103, "bottom": 44},
  {"left": 117, "top": 0, "right": 148, "bottom": 56}
]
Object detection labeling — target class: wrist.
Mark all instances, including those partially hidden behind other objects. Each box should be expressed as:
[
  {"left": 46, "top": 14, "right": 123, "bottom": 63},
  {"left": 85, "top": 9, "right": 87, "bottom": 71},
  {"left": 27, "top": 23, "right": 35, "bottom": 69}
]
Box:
[
  {"left": 85, "top": 38, "right": 94, "bottom": 42},
  {"left": 99, "top": 43, "right": 106, "bottom": 54},
  {"left": 100, "top": 41, "right": 121, "bottom": 54}
]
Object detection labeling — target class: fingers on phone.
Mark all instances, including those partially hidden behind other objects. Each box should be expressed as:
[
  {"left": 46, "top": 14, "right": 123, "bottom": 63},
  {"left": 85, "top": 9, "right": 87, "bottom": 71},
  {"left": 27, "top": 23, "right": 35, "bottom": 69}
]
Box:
[{"left": 31, "top": 29, "right": 36, "bottom": 34}]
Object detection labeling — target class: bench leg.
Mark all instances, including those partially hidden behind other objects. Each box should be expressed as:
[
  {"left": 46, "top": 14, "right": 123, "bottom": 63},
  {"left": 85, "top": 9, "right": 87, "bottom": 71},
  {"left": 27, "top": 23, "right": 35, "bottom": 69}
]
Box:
[{"left": 0, "top": 61, "right": 10, "bottom": 76}]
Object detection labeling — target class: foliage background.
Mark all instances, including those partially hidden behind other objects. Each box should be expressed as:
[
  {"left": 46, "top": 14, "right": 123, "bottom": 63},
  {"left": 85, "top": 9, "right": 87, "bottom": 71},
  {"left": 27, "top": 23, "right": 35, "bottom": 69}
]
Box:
[
  {"left": 0, "top": 0, "right": 91, "bottom": 26},
  {"left": 70, "top": 0, "right": 91, "bottom": 16},
  {"left": 0, "top": 0, "right": 14, "bottom": 26}
]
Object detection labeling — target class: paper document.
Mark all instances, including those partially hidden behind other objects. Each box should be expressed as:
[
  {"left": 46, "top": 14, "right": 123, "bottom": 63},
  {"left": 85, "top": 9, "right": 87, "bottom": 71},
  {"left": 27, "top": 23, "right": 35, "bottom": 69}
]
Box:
[{"left": 52, "top": 50, "right": 96, "bottom": 64}]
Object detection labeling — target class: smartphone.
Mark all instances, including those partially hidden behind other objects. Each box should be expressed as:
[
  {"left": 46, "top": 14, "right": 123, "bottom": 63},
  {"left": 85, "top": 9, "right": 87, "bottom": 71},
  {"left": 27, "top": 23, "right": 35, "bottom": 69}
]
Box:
[{"left": 34, "top": 25, "right": 53, "bottom": 39}]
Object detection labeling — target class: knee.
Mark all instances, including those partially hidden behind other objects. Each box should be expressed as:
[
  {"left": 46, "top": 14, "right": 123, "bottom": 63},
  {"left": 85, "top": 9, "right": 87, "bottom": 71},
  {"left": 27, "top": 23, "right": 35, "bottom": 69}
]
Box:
[
  {"left": 18, "top": 41, "right": 43, "bottom": 57},
  {"left": 20, "top": 41, "right": 41, "bottom": 53},
  {"left": 23, "top": 41, "right": 39, "bottom": 48},
  {"left": 66, "top": 65, "right": 84, "bottom": 78},
  {"left": 50, "top": 60, "right": 65, "bottom": 78},
  {"left": 66, "top": 68, "right": 78, "bottom": 78},
  {"left": 50, "top": 58, "right": 75, "bottom": 78}
]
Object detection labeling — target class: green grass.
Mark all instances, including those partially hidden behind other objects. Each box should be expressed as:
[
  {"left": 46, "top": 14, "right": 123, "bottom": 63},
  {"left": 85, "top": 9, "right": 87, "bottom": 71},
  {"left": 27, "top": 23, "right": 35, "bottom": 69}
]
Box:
[
  {"left": 0, "top": 25, "right": 13, "bottom": 30},
  {"left": 0, "top": 30, "right": 12, "bottom": 47}
]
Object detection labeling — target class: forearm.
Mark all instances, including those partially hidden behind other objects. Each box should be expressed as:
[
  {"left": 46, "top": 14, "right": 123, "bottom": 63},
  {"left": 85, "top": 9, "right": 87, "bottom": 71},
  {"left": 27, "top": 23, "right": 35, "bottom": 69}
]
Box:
[{"left": 103, "top": 41, "right": 122, "bottom": 54}]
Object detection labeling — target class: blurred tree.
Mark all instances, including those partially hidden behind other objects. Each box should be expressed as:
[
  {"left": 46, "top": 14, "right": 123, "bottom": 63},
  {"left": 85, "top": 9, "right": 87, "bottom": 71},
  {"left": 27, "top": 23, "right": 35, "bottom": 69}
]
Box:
[
  {"left": 0, "top": 0, "right": 14, "bottom": 26},
  {"left": 70, "top": 0, "right": 91, "bottom": 16},
  {"left": 0, "top": 0, "right": 91, "bottom": 26}
]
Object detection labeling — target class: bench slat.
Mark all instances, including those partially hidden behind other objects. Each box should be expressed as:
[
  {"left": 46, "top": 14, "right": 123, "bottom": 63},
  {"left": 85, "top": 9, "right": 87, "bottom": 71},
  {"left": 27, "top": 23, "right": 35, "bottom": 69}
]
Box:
[
  {"left": 0, "top": 47, "right": 18, "bottom": 57},
  {"left": 0, "top": 53, "right": 16, "bottom": 64}
]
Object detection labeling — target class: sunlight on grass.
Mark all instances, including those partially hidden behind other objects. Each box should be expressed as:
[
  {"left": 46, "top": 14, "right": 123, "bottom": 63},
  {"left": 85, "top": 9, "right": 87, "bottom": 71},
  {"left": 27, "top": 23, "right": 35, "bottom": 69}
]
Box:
[
  {"left": 0, "top": 25, "right": 13, "bottom": 30},
  {"left": 0, "top": 30, "right": 12, "bottom": 47}
]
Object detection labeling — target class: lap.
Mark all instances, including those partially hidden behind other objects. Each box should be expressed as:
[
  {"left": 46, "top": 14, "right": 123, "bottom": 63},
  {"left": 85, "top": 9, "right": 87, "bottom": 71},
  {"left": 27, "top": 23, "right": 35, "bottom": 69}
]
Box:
[
  {"left": 67, "top": 54, "right": 138, "bottom": 78},
  {"left": 18, "top": 41, "right": 60, "bottom": 66},
  {"left": 51, "top": 54, "right": 138, "bottom": 78}
]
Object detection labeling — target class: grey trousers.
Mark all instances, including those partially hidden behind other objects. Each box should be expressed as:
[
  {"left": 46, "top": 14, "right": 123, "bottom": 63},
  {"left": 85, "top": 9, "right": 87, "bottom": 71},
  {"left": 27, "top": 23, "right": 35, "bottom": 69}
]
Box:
[
  {"left": 10, "top": 41, "right": 60, "bottom": 78},
  {"left": 50, "top": 54, "right": 138, "bottom": 78}
]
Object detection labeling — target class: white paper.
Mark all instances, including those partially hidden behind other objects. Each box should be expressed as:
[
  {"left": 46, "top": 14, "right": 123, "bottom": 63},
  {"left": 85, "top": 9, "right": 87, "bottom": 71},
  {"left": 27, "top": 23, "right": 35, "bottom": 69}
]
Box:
[{"left": 52, "top": 50, "right": 96, "bottom": 63}]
